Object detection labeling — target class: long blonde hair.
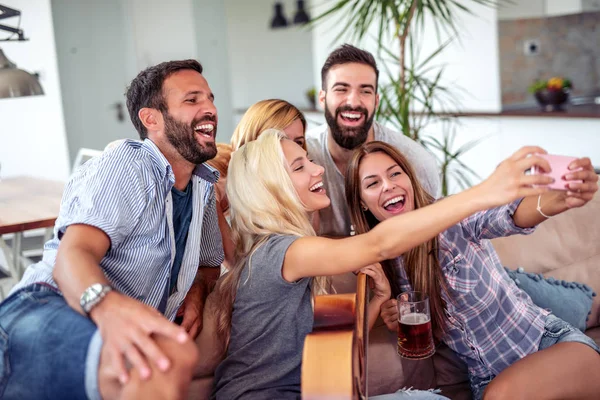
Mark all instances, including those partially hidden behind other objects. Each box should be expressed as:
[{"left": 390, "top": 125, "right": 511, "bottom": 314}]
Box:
[
  {"left": 345, "top": 141, "right": 449, "bottom": 338},
  {"left": 212, "top": 129, "right": 329, "bottom": 349},
  {"left": 231, "top": 99, "right": 307, "bottom": 151}
]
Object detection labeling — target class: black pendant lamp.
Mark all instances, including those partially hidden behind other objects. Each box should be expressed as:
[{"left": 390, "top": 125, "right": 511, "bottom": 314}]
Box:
[
  {"left": 293, "top": 0, "right": 310, "bottom": 25},
  {"left": 0, "top": 5, "right": 43, "bottom": 99},
  {"left": 270, "top": 2, "right": 288, "bottom": 29}
]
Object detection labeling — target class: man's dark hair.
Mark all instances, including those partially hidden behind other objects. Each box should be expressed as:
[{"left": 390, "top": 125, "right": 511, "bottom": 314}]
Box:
[
  {"left": 320, "top": 44, "right": 379, "bottom": 91},
  {"left": 126, "top": 59, "right": 203, "bottom": 139}
]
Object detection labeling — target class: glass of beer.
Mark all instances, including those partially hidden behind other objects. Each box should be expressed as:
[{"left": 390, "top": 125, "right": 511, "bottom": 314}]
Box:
[{"left": 396, "top": 291, "right": 435, "bottom": 359}]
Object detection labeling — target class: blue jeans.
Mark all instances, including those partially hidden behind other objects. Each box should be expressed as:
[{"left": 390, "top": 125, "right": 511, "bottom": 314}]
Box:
[
  {"left": 0, "top": 284, "right": 103, "bottom": 400},
  {"left": 469, "top": 314, "right": 600, "bottom": 400}
]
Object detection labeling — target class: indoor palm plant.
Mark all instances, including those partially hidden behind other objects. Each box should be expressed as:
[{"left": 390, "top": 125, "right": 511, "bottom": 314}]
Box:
[{"left": 311, "top": 0, "right": 497, "bottom": 195}]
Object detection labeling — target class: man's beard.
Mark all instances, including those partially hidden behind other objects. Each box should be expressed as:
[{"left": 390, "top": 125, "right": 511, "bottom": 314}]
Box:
[
  {"left": 324, "top": 102, "right": 374, "bottom": 150},
  {"left": 163, "top": 112, "right": 217, "bottom": 165}
]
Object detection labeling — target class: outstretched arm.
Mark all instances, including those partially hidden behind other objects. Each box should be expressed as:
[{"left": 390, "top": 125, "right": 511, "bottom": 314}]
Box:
[
  {"left": 513, "top": 157, "right": 598, "bottom": 228},
  {"left": 283, "top": 147, "right": 554, "bottom": 282}
]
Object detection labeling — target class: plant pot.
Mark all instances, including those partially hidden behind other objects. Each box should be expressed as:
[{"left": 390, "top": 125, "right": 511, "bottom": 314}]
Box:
[
  {"left": 306, "top": 94, "right": 316, "bottom": 110},
  {"left": 534, "top": 89, "right": 569, "bottom": 112}
]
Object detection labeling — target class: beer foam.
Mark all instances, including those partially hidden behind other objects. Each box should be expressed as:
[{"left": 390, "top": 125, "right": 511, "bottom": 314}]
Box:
[{"left": 400, "top": 312, "right": 429, "bottom": 325}]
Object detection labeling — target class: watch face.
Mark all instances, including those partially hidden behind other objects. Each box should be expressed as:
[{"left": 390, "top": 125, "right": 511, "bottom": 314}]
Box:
[{"left": 82, "top": 283, "right": 103, "bottom": 303}]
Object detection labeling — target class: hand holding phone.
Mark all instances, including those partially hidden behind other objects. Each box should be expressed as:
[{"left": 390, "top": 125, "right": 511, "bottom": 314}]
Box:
[{"left": 530, "top": 154, "right": 583, "bottom": 191}]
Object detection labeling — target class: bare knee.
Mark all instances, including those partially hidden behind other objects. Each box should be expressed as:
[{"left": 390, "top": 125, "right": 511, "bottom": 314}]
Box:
[{"left": 483, "top": 377, "right": 525, "bottom": 400}]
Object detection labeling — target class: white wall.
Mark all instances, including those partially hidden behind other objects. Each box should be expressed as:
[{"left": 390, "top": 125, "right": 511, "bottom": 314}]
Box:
[
  {"left": 225, "top": 0, "right": 315, "bottom": 112},
  {"left": 52, "top": 0, "right": 235, "bottom": 148},
  {"left": 193, "top": 0, "right": 235, "bottom": 142},
  {"left": 0, "top": 0, "right": 69, "bottom": 181},
  {"left": 127, "top": 0, "right": 199, "bottom": 69},
  {"left": 52, "top": 0, "right": 138, "bottom": 164},
  {"left": 127, "top": 0, "right": 236, "bottom": 142},
  {"left": 497, "top": 0, "right": 545, "bottom": 20}
]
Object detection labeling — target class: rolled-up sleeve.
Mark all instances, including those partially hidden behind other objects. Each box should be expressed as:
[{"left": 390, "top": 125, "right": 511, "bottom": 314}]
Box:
[
  {"left": 460, "top": 198, "right": 536, "bottom": 241},
  {"left": 57, "top": 158, "right": 147, "bottom": 249}
]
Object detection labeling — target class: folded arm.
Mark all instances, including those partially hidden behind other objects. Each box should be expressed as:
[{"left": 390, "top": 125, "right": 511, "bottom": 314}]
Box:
[{"left": 55, "top": 224, "right": 188, "bottom": 384}]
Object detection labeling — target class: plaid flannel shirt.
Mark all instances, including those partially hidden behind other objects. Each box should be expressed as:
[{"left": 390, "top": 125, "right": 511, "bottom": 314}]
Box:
[{"left": 394, "top": 199, "right": 549, "bottom": 379}]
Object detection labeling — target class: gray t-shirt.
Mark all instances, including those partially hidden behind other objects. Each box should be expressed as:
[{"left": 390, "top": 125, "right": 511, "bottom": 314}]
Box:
[
  {"left": 213, "top": 234, "right": 312, "bottom": 400},
  {"left": 306, "top": 121, "right": 441, "bottom": 237}
]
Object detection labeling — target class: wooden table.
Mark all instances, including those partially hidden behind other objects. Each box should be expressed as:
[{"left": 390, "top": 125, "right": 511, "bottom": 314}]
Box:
[
  {"left": 0, "top": 176, "right": 64, "bottom": 293},
  {"left": 0, "top": 176, "right": 65, "bottom": 235}
]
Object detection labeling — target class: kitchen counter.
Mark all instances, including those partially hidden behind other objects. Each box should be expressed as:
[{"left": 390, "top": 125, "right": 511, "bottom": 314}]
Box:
[
  {"left": 499, "top": 103, "right": 600, "bottom": 118},
  {"left": 438, "top": 103, "right": 600, "bottom": 119}
]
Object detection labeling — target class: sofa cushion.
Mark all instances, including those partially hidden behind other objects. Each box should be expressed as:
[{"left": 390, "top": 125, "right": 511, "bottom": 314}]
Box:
[{"left": 503, "top": 267, "right": 594, "bottom": 331}]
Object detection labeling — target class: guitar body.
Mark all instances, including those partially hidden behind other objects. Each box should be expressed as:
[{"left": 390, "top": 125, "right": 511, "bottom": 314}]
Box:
[{"left": 302, "top": 274, "right": 369, "bottom": 399}]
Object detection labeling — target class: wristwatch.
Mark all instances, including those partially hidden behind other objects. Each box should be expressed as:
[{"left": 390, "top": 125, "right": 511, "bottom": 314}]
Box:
[{"left": 80, "top": 283, "right": 113, "bottom": 315}]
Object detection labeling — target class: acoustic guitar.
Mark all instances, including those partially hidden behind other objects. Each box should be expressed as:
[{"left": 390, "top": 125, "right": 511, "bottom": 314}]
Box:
[{"left": 301, "top": 273, "right": 370, "bottom": 399}]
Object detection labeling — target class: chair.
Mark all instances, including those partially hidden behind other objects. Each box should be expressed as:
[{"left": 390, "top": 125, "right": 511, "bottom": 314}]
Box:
[
  {"left": 72, "top": 147, "right": 103, "bottom": 174},
  {"left": 0, "top": 239, "right": 19, "bottom": 300}
]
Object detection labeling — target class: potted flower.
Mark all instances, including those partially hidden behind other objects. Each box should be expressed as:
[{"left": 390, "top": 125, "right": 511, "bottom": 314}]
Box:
[{"left": 528, "top": 77, "right": 572, "bottom": 111}]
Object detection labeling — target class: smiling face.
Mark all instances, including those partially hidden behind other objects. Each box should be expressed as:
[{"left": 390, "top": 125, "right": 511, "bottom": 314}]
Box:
[
  {"left": 359, "top": 151, "right": 415, "bottom": 222},
  {"left": 283, "top": 118, "right": 306, "bottom": 149},
  {"left": 281, "top": 139, "right": 330, "bottom": 212},
  {"left": 320, "top": 62, "right": 379, "bottom": 150},
  {"left": 161, "top": 69, "right": 218, "bottom": 164}
]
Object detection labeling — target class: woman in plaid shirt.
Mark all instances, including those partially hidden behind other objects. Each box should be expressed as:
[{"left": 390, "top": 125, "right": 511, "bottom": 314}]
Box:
[{"left": 345, "top": 141, "right": 600, "bottom": 400}]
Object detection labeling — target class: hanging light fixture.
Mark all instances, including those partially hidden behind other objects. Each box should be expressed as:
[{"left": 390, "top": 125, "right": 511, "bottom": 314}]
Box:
[
  {"left": 0, "top": 48, "right": 43, "bottom": 98},
  {"left": 0, "top": 4, "right": 44, "bottom": 99},
  {"left": 270, "top": 2, "right": 288, "bottom": 29},
  {"left": 293, "top": 0, "right": 310, "bottom": 25}
]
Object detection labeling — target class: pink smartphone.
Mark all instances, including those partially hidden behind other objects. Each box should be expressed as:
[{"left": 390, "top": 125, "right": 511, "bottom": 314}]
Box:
[{"left": 530, "top": 154, "right": 582, "bottom": 191}]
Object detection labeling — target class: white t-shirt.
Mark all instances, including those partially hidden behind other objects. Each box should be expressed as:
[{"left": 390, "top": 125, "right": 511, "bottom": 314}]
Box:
[{"left": 306, "top": 121, "right": 441, "bottom": 237}]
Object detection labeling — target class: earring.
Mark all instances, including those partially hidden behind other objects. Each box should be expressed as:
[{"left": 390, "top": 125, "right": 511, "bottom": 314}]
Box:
[{"left": 362, "top": 205, "right": 368, "bottom": 211}]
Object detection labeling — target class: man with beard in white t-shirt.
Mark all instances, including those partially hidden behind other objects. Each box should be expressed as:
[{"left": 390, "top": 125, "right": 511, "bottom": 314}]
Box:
[{"left": 306, "top": 44, "right": 440, "bottom": 237}]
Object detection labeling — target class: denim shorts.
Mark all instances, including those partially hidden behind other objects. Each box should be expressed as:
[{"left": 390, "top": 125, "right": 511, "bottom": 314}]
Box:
[
  {"left": 469, "top": 314, "right": 600, "bottom": 400},
  {"left": 371, "top": 388, "right": 449, "bottom": 400},
  {"left": 0, "top": 283, "right": 103, "bottom": 400}
]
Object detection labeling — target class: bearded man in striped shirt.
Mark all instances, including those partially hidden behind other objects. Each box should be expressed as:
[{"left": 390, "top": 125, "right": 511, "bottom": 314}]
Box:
[{"left": 0, "top": 59, "right": 224, "bottom": 400}]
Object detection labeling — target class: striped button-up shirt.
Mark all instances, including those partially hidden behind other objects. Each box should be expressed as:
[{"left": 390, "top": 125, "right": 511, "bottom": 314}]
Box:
[
  {"left": 13, "top": 139, "right": 224, "bottom": 321},
  {"left": 394, "top": 199, "right": 548, "bottom": 379}
]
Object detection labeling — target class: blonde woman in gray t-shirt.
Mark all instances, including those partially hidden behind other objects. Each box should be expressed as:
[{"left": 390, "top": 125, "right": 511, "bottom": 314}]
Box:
[{"left": 199, "top": 129, "right": 554, "bottom": 400}]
